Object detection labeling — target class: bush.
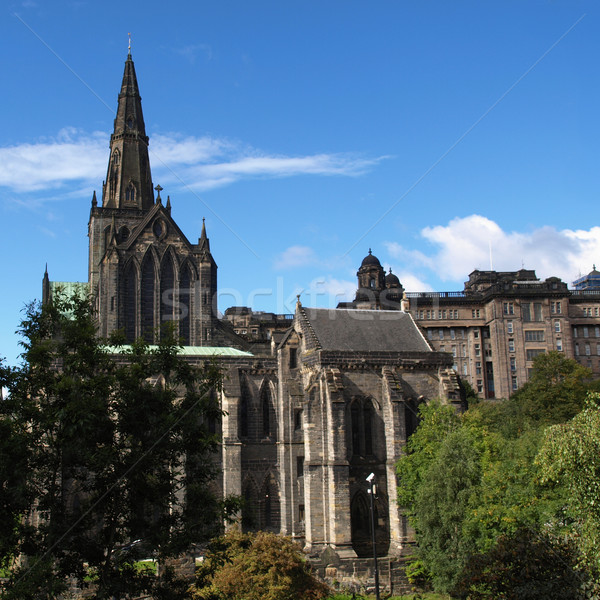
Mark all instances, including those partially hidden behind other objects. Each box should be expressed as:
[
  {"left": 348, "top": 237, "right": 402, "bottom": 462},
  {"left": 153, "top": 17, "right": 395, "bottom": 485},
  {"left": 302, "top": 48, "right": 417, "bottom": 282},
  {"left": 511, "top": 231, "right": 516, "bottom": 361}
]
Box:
[{"left": 191, "top": 529, "right": 329, "bottom": 600}]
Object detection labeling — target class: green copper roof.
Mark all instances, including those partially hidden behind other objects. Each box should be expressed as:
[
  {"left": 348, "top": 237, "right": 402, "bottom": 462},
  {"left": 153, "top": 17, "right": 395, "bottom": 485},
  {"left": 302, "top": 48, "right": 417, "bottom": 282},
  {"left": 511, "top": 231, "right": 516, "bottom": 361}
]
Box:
[
  {"left": 49, "top": 281, "right": 90, "bottom": 298},
  {"left": 105, "top": 345, "right": 253, "bottom": 357}
]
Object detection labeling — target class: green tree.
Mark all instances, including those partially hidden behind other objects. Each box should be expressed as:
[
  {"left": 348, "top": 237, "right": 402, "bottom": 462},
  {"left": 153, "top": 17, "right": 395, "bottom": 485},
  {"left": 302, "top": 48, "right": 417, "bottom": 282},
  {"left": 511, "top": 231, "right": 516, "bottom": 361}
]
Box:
[
  {"left": 191, "top": 529, "right": 329, "bottom": 600},
  {"left": 0, "top": 293, "right": 232, "bottom": 599},
  {"left": 537, "top": 393, "right": 600, "bottom": 579},
  {"left": 396, "top": 400, "right": 461, "bottom": 515}
]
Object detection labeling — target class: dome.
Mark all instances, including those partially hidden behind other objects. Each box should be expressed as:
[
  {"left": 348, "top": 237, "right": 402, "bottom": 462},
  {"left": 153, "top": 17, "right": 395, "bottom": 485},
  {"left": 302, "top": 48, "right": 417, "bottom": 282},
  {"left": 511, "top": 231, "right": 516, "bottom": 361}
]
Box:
[
  {"left": 385, "top": 268, "right": 401, "bottom": 288},
  {"left": 361, "top": 248, "right": 381, "bottom": 267}
]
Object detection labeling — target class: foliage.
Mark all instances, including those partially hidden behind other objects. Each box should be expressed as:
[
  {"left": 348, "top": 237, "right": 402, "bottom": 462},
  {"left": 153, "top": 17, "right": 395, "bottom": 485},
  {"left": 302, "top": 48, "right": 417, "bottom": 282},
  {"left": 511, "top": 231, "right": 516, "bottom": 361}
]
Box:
[
  {"left": 191, "top": 528, "right": 329, "bottom": 600},
  {"left": 0, "top": 292, "right": 232, "bottom": 599},
  {"left": 537, "top": 392, "right": 600, "bottom": 578},
  {"left": 396, "top": 401, "right": 461, "bottom": 514},
  {"left": 396, "top": 355, "right": 599, "bottom": 595},
  {"left": 453, "top": 527, "right": 592, "bottom": 600}
]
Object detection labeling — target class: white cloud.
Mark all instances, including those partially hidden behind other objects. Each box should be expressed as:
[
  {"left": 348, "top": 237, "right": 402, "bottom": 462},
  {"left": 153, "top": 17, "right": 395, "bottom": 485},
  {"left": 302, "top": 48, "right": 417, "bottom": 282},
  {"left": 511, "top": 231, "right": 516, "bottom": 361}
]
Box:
[
  {"left": 274, "top": 246, "right": 318, "bottom": 270},
  {"left": 0, "top": 129, "right": 384, "bottom": 195},
  {"left": 412, "top": 215, "right": 600, "bottom": 285}
]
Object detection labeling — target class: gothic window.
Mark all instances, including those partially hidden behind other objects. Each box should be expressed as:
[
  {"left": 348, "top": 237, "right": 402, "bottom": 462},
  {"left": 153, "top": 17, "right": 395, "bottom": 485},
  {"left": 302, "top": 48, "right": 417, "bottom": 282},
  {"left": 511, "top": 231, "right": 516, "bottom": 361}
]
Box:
[
  {"left": 122, "top": 261, "right": 137, "bottom": 343},
  {"left": 239, "top": 377, "right": 250, "bottom": 438},
  {"left": 350, "top": 491, "right": 372, "bottom": 557},
  {"left": 260, "top": 382, "right": 275, "bottom": 439},
  {"left": 179, "top": 264, "right": 192, "bottom": 345},
  {"left": 349, "top": 398, "right": 376, "bottom": 458},
  {"left": 140, "top": 252, "right": 155, "bottom": 343},
  {"left": 112, "top": 150, "right": 120, "bottom": 166},
  {"left": 118, "top": 226, "right": 130, "bottom": 243},
  {"left": 125, "top": 183, "right": 136, "bottom": 204},
  {"left": 260, "top": 474, "right": 280, "bottom": 531},
  {"left": 159, "top": 253, "right": 175, "bottom": 338}
]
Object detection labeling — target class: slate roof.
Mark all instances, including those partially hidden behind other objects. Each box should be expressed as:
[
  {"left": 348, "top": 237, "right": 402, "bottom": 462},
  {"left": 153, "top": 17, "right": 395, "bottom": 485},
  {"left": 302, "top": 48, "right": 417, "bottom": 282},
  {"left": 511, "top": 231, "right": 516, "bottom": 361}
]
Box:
[{"left": 299, "top": 307, "right": 430, "bottom": 353}]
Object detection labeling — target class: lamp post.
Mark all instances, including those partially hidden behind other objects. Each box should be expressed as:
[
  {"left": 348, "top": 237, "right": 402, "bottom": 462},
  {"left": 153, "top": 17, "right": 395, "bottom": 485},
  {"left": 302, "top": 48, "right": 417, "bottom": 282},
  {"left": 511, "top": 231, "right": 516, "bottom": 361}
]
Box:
[{"left": 366, "top": 473, "right": 380, "bottom": 600}]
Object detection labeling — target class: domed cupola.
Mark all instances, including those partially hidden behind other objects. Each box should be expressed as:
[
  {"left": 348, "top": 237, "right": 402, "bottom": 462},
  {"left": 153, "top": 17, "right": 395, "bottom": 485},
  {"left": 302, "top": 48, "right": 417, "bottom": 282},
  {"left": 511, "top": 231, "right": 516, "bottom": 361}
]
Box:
[
  {"left": 357, "top": 248, "right": 386, "bottom": 293},
  {"left": 385, "top": 268, "right": 401, "bottom": 289},
  {"left": 361, "top": 248, "right": 382, "bottom": 268}
]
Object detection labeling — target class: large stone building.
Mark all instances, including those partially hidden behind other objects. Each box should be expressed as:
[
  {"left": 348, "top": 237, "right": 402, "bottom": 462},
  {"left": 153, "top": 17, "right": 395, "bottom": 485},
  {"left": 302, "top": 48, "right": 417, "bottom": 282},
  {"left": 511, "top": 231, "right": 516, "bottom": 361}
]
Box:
[
  {"left": 42, "top": 52, "right": 463, "bottom": 586},
  {"left": 42, "top": 51, "right": 600, "bottom": 586}
]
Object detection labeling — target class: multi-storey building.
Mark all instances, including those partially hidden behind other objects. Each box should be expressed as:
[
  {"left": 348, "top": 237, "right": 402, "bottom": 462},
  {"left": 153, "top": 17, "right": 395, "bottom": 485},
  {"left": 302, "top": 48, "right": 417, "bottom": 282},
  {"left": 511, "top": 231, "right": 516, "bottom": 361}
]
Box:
[{"left": 339, "top": 251, "right": 600, "bottom": 400}]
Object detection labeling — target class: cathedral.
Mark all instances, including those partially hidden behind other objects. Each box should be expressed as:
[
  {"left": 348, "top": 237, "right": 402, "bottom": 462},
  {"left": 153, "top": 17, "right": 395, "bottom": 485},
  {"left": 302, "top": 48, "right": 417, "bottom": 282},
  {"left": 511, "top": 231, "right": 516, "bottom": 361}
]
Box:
[{"left": 42, "top": 51, "right": 461, "bottom": 584}]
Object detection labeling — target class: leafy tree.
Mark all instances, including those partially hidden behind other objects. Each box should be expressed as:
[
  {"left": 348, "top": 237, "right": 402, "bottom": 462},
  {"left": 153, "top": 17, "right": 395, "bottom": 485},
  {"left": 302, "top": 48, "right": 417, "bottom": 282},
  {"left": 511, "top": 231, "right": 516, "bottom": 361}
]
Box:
[
  {"left": 412, "top": 427, "right": 481, "bottom": 593},
  {"left": 537, "top": 393, "right": 600, "bottom": 579},
  {"left": 191, "top": 529, "right": 329, "bottom": 600},
  {"left": 0, "top": 293, "right": 232, "bottom": 599},
  {"left": 509, "top": 351, "right": 595, "bottom": 428},
  {"left": 453, "top": 527, "right": 591, "bottom": 600},
  {"left": 396, "top": 401, "right": 461, "bottom": 515}
]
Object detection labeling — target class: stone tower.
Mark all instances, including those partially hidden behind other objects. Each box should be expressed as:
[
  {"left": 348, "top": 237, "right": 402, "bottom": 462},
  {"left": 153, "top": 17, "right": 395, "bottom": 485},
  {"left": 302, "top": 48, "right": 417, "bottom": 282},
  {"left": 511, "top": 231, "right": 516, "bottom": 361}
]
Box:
[{"left": 88, "top": 51, "right": 218, "bottom": 345}]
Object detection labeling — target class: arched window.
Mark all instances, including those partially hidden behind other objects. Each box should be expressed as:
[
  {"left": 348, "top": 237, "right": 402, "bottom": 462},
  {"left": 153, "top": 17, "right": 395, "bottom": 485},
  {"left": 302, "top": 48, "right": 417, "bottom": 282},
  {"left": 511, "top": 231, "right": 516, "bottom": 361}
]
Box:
[
  {"left": 122, "top": 261, "right": 137, "bottom": 343},
  {"left": 239, "top": 378, "right": 250, "bottom": 438},
  {"left": 112, "top": 150, "right": 120, "bottom": 166},
  {"left": 349, "top": 398, "right": 376, "bottom": 458},
  {"left": 125, "top": 183, "right": 136, "bottom": 204},
  {"left": 179, "top": 264, "right": 192, "bottom": 345},
  {"left": 160, "top": 253, "right": 175, "bottom": 338},
  {"left": 260, "top": 383, "right": 274, "bottom": 439},
  {"left": 350, "top": 491, "right": 372, "bottom": 557},
  {"left": 140, "top": 253, "right": 155, "bottom": 343}
]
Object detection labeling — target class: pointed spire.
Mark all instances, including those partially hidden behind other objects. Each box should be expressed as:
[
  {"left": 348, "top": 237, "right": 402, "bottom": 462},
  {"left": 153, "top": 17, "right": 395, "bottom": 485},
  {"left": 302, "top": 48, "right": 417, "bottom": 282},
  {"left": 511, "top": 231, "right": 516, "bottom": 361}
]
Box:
[
  {"left": 198, "top": 217, "right": 210, "bottom": 252},
  {"left": 91, "top": 190, "right": 97, "bottom": 207},
  {"left": 102, "top": 53, "right": 154, "bottom": 210}
]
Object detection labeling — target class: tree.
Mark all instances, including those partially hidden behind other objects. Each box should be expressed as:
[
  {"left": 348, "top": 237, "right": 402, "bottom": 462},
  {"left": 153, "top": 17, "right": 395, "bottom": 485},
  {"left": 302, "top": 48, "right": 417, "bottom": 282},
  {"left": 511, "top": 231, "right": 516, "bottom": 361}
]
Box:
[
  {"left": 191, "top": 529, "right": 329, "bottom": 600},
  {"left": 0, "top": 293, "right": 232, "bottom": 599},
  {"left": 537, "top": 393, "right": 600, "bottom": 580},
  {"left": 453, "top": 527, "right": 591, "bottom": 600}
]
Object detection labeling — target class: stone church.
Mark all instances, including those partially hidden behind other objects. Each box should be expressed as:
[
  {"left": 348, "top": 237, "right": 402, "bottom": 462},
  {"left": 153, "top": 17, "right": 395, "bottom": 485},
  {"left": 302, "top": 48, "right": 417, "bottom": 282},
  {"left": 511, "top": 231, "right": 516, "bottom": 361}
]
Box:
[{"left": 43, "top": 51, "right": 460, "bottom": 577}]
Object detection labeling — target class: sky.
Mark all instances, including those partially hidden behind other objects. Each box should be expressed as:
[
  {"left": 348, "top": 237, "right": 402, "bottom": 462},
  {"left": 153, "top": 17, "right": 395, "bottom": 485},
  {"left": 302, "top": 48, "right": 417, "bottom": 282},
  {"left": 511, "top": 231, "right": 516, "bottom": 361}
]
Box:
[{"left": 1, "top": 0, "right": 600, "bottom": 366}]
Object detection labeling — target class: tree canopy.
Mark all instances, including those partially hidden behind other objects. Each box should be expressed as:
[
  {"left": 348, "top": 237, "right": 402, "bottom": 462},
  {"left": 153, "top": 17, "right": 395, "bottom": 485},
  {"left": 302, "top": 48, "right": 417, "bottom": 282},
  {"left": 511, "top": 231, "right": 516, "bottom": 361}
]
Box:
[{"left": 0, "top": 292, "right": 233, "bottom": 599}]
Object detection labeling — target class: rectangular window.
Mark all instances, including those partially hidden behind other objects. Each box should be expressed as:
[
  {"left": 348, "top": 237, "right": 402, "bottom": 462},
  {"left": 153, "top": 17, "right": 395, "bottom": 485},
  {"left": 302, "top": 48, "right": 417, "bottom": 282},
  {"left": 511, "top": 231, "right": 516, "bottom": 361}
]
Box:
[
  {"left": 555, "top": 320, "right": 561, "bottom": 333},
  {"left": 475, "top": 344, "right": 481, "bottom": 357},
  {"left": 462, "top": 344, "right": 466, "bottom": 357},
  {"left": 526, "top": 349, "right": 545, "bottom": 361},
  {"left": 476, "top": 361, "right": 482, "bottom": 375},
  {"left": 439, "top": 329, "right": 444, "bottom": 340},
  {"left": 512, "top": 376, "right": 518, "bottom": 391},
  {"left": 452, "top": 345, "right": 457, "bottom": 357},
  {"left": 440, "top": 345, "right": 446, "bottom": 352},
  {"left": 438, "top": 310, "right": 442, "bottom": 320},
  {"left": 575, "top": 343, "right": 580, "bottom": 356},
  {"left": 503, "top": 302, "right": 514, "bottom": 315},
  {"left": 510, "top": 357, "right": 516, "bottom": 372},
  {"left": 450, "top": 329, "right": 455, "bottom": 340},
  {"left": 551, "top": 301, "right": 562, "bottom": 314},
  {"left": 442, "top": 310, "right": 447, "bottom": 319},
  {"left": 508, "top": 339, "right": 515, "bottom": 353},
  {"left": 472, "top": 309, "right": 480, "bottom": 318},
  {"left": 507, "top": 321, "right": 513, "bottom": 334},
  {"left": 556, "top": 339, "right": 563, "bottom": 352},
  {"left": 463, "top": 364, "right": 468, "bottom": 375},
  {"left": 596, "top": 327, "right": 600, "bottom": 338},
  {"left": 524, "top": 330, "right": 545, "bottom": 342},
  {"left": 296, "top": 456, "right": 304, "bottom": 478},
  {"left": 427, "top": 329, "right": 433, "bottom": 340},
  {"left": 596, "top": 307, "right": 599, "bottom": 317},
  {"left": 586, "top": 343, "right": 591, "bottom": 356},
  {"left": 573, "top": 327, "right": 578, "bottom": 338},
  {"left": 584, "top": 327, "right": 589, "bottom": 338},
  {"left": 474, "top": 330, "right": 480, "bottom": 339},
  {"left": 597, "top": 343, "right": 600, "bottom": 355},
  {"left": 289, "top": 347, "right": 297, "bottom": 369},
  {"left": 477, "top": 380, "right": 483, "bottom": 393}
]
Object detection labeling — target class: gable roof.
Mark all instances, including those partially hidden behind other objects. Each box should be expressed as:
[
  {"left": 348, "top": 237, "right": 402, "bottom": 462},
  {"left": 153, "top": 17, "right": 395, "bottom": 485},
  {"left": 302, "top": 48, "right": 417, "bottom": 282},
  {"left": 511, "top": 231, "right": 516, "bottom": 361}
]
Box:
[{"left": 298, "top": 307, "right": 431, "bottom": 353}]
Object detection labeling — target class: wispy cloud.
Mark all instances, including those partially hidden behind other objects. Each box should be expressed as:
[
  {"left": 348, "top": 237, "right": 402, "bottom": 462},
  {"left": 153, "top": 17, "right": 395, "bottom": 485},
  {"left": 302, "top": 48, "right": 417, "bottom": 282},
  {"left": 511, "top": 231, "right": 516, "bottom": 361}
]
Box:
[
  {"left": 0, "top": 129, "right": 384, "bottom": 196},
  {"left": 387, "top": 215, "right": 600, "bottom": 287},
  {"left": 274, "top": 245, "right": 318, "bottom": 270}
]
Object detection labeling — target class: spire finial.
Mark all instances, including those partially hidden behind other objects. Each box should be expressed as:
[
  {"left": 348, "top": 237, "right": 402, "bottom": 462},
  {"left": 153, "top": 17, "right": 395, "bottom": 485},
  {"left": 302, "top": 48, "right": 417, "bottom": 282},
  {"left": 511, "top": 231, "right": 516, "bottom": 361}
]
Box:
[
  {"left": 128, "top": 32, "right": 132, "bottom": 56},
  {"left": 368, "top": 248, "right": 372, "bottom": 255},
  {"left": 154, "top": 184, "right": 163, "bottom": 202},
  {"left": 296, "top": 294, "right": 302, "bottom": 309}
]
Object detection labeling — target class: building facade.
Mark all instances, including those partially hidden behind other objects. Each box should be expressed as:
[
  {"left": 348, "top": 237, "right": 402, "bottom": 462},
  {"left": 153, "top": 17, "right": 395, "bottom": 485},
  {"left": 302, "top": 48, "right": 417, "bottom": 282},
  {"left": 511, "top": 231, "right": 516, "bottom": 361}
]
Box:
[{"left": 43, "top": 52, "right": 463, "bottom": 578}]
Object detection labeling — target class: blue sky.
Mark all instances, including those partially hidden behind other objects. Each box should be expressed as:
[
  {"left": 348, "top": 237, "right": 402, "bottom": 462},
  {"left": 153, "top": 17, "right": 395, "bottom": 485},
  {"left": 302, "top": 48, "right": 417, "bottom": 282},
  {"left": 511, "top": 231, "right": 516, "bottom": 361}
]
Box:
[{"left": 1, "top": 1, "right": 600, "bottom": 366}]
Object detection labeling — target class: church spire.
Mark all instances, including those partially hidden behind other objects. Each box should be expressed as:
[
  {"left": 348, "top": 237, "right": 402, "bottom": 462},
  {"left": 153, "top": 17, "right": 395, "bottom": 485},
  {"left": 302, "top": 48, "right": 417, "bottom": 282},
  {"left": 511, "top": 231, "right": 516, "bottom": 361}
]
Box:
[
  {"left": 198, "top": 217, "right": 210, "bottom": 252},
  {"left": 102, "top": 52, "right": 154, "bottom": 210}
]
